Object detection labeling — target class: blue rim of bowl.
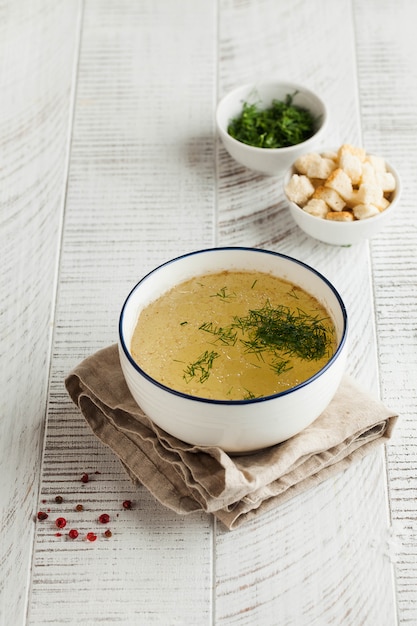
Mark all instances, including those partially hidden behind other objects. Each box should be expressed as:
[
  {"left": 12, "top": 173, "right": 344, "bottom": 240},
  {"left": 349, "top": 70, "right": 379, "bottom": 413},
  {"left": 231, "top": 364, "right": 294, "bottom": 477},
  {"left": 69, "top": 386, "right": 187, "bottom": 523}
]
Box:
[{"left": 119, "top": 246, "right": 348, "bottom": 405}]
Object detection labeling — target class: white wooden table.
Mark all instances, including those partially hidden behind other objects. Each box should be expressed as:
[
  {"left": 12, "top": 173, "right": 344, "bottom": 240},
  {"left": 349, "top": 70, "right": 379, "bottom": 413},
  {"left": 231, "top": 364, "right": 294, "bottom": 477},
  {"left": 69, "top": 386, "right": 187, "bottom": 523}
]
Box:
[{"left": 1, "top": 1, "right": 417, "bottom": 624}]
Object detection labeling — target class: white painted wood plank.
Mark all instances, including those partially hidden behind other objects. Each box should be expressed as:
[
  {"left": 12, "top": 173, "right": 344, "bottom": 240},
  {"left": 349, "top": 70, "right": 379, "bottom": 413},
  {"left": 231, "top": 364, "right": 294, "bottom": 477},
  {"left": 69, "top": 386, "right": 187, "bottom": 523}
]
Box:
[
  {"left": 0, "top": 2, "right": 81, "bottom": 625},
  {"left": 354, "top": 1, "right": 417, "bottom": 623},
  {"left": 29, "top": 1, "right": 217, "bottom": 624},
  {"left": 216, "top": 451, "right": 393, "bottom": 625},
  {"left": 215, "top": 1, "right": 396, "bottom": 624}
]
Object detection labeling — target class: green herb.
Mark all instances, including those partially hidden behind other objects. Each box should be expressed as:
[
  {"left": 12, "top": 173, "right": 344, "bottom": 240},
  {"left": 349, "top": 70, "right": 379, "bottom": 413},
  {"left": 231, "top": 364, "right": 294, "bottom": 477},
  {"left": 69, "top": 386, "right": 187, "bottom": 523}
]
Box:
[
  {"left": 183, "top": 350, "right": 219, "bottom": 384},
  {"left": 210, "top": 286, "right": 236, "bottom": 301},
  {"left": 199, "top": 322, "right": 238, "bottom": 346},
  {"left": 270, "top": 357, "right": 292, "bottom": 376},
  {"left": 233, "top": 300, "right": 332, "bottom": 361},
  {"left": 287, "top": 286, "right": 300, "bottom": 299},
  {"left": 227, "top": 92, "right": 317, "bottom": 149},
  {"left": 180, "top": 321, "right": 188, "bottom": 325}
]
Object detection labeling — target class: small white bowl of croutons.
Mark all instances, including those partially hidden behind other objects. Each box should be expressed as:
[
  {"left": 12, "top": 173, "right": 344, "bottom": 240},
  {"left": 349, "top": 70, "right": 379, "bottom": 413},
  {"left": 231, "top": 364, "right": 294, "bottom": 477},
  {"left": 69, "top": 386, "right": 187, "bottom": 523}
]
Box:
[{"left": 283, "top": 144, "right": 401, "bottom": 245}]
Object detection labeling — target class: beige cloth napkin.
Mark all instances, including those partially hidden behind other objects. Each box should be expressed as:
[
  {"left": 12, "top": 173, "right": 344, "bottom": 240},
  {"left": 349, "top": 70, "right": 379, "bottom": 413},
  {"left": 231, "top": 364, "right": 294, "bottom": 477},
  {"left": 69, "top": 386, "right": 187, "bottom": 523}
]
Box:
[{"left": 65, "top": 344, "right": 398, "bottom": 530}]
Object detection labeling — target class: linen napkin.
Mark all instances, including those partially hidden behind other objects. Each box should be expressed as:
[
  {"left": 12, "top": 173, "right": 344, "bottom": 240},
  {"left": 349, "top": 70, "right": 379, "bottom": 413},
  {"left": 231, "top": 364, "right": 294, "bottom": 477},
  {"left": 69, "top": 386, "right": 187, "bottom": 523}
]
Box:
[{"left": 65, "top": 344, "right": 398, "bottom": 530}]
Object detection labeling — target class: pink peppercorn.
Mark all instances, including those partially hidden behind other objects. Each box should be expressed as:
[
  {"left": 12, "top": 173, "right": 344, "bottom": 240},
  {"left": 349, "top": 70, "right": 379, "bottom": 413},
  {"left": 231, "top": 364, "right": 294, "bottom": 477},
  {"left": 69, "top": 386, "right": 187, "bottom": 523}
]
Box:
[
  {"left": 81, "top": 473, "right": 89, "bottom": 483},
  {"left": 55, "top": 517, "right": 67, "bottom": 529},
  {"left": 122, "top": 500, "right": 132, "bottom": 510},
  {"left": 98, "top": 513, "right": 110, "bottom": 524},
  {"left": 37, "top": 511, "right": 48, "bottom": 521},
  {"left": 86, "top": 532, "right": 97, "bottom": 542},
  {"left": 68, "top": 529, "right": 79, "bottom": 540}
]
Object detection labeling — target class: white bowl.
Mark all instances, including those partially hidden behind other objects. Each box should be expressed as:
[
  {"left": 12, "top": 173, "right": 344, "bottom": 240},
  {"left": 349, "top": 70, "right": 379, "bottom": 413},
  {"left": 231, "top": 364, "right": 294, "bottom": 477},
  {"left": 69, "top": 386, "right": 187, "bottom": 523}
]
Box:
[
  {"left": 119, "top": 247, "right": 348, "bottom": 453},
  {"left": 283, "top": 152, "right": 401, "bottom": 246},
  {"left": 216, "top": 82, "right": 328, "bottom": 176}
]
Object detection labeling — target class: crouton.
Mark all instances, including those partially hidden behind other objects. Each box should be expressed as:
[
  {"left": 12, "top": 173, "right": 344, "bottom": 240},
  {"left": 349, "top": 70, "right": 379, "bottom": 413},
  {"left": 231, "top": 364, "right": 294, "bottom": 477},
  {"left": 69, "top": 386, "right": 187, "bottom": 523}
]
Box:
[
  {"left": 338, "top": 143, "right": 366, "bottom": 162},
  {"left": 326, "top": 211, "right": 354, "bottom": 222},
  {"left": 285, "top": 174, "right": 315, "bottom": 206},
  {"left": 366, "top": 154, "right": 386, "bottom": 173},
  {"left": 313, "top": 186, "right": 346, "bottom": 212},
  {"left": 360, "top": 161, "right": 378, "bottom": 186},
  {"left": 324, "top": 168, "right": 353, "bottom": 201},
  {"left": 353, "top": 204, "right": 380, "bottom": 220},
  {"left": 293, "top": 153, "right": 319, "bottom": 174},
  {"left": 345, "top": 189, "right": 359, "bottom": 208},
  {"left": 339, "top": 152, "right": 362, "bottom": 185},
  {"left": 294, "top": 153, "right": 336, "bottom": 179},
  {"left": 321, "top": 150, "right": 338, "bottom": 161},
  {"left": 356, "top": 183, "right": 384, "bottom": 207},
  {"left": 376, "top": 170, "right": 396, "bottom": 193},
  {"left": 303, "top": 198, "right": 328, "bottom": 218},
  {"left": 306, "top": 156, "right": 336, "bottom": 180},
  {"left": 378, "top": 196, "right": 390, "bottom": 211}
]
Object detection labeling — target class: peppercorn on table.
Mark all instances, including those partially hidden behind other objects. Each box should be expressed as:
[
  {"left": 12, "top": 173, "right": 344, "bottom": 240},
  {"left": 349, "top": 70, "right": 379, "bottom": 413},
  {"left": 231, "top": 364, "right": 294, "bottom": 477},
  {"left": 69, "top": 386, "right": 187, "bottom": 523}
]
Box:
[{"left": 2, "top": 1, "right": 417, "bottom": 624}]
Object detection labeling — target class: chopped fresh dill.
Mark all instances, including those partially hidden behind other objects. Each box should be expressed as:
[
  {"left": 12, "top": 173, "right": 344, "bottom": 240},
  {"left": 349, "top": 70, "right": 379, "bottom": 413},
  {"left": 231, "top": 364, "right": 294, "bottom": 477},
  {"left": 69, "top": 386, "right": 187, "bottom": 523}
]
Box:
[
  {"left": 181, "top": 297, "right": 332, "bottom": 389},
  {"left": 210, "top": 286, "right": 236, "bottom": 301},
  {"left": 251, "top": 279, "right": 258, "bottom": 289},
  {"left": 180, "top": 321, "right": 188, "bottom": 325},
  {"left": 183, "top": 350, "right": 219, "bottom": 384},
  {"left": 270, "top": 358, "right": 292, "bottom": 376},
  {"left": 232, "top": 300, "right": 332, "bottom": 361},
  {"left": 243, "top": 389, "right": 257, "bottom": 400},
  {"left": 287, "top": 286, "right": 299, "bottom": 299},
  {"left": 199, "top": 321, "right": 238, "bottom": 346},
  {"left": 227, "top": 92, "right": 317, "bottom": 149}
]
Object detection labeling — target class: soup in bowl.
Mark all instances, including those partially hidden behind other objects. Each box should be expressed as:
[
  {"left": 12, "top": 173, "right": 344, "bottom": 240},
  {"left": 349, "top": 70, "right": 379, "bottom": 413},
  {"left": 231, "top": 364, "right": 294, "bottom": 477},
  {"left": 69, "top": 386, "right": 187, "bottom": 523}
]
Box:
[{"left": 118, "top": 247, "right": 348, "bottom": 453}]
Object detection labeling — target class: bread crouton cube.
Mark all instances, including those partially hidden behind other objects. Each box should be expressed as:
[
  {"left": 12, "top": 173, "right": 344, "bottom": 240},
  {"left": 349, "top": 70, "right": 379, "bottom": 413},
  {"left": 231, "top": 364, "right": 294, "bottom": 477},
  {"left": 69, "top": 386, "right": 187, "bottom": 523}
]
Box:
[
  {"left": 345, "top": 189, "right": 359, "bottom": 208},
  {"left": 324, "top": 168, "right": 353, "bottom": 201},
  {"left": 353, "top": 203, "right": 380, "bottom": 220},
  {"left": 294, "top": 153, "right": 336, "bottom": 179},
  {"left": 303, "top": 198, "right": 328, "bottom": 218},
  {"left": 360, "top": 161, "right": 378, "bottom": 186},
  {"left": 321, "top": 150, "right": 338, "bottom": 161},
  {"left": 356, "top": 183, "right": 384, "bottom": 207},
  {"left": 293, "top": 153, "right": 320, "bottom": 174},
  {"left": 338, "top": 143, "right": 366, "bottom": 162},
  {"left": 339, "top": 152, "right": 363, "bottom": 185},
  {"left": 378, "top": 196, "right": 390, "bottom": 211},
  {"left": 306, "top": 156, "right": 336, "bottom": 179},
  {"left": 376, "top": 170, "right": 396, "bottom": 193},
  {"left": 285, "top": 174, "right": 315, "bottom": 206},
  {"left": 366, "top": 154, "right": 386, "bottom": 173},
  {"left": 326, "top": 210, "right": 354, "bottom": 222},
  {"left": 313, "top": 185, "right": 346, "bottom": 212}
]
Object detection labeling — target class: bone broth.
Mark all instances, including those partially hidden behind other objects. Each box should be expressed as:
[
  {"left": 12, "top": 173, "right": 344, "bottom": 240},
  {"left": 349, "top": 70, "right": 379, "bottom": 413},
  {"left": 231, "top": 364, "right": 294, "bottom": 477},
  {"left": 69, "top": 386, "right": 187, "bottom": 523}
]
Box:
[{"left": 130, "top": 270, "right": 337, "bottom": 401}]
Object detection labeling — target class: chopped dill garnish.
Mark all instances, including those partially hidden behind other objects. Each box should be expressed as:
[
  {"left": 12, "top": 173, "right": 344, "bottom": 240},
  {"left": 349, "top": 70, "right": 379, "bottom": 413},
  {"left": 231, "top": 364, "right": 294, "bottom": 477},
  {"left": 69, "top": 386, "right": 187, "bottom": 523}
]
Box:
[
  {"left": 287, "top": 286, "right": 299, "bottom": 299},
  {"left": 199, "top": 321, "right": 237, "bottom": 346},
  {"left": 210, "top": 286, "right": 236, "bottom": 301},
  {"left": 243, "top": 389, "right": 257, "bottom": 400},
  {"left": 180, "top": 321, "right": 188, "bottom": 325},
  {"left": 232, "top": 300, "right": 332, "bottom": 361},
  {"left": 182, "top": 298, "right": 332, "bottom": 389},
  {"left": 270, "top": 358, "right": 292, "bottom": 376},
  {"left": 251, "top": 279, "right": 258, "bottom": 289},
  {"left": 227, "top": 92, "right": 317, "bottom": 149},
  {"left": 183, "top": 350, "right": 219, "bottom": 384}
]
